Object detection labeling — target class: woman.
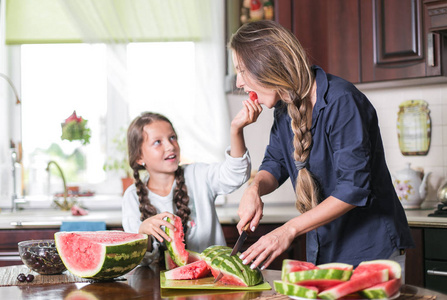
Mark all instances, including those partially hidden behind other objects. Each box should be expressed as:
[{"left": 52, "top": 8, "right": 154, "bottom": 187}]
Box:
[{"left": 230, "top": 20, "right": 414, "bottom": 275}]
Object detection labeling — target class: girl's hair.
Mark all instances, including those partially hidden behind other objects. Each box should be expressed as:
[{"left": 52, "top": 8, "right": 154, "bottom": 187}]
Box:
[
  {"left": 127, "top": 112, "right": 191, "bottom": 229},
  {"left": 230, "top": 20, "right": 319, "bottom": 213}
]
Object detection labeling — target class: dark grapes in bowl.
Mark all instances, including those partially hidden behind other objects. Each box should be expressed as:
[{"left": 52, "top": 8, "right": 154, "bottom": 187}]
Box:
[{"left": 18, "top": 239, "right": 66, "bottom": 275}]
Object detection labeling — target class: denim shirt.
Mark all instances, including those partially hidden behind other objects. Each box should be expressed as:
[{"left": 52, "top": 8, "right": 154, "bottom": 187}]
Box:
[{"left": 259, "top": 66, "right": 414, "bottom": 266}]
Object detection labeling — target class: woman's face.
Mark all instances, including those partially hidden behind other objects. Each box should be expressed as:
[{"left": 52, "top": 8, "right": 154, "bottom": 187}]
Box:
[
  {"left": 138, "top": 120, "right": 180, "bottom": 176},
  {"left": 232, "top": 51, "right": 281, "bottom": 109}
]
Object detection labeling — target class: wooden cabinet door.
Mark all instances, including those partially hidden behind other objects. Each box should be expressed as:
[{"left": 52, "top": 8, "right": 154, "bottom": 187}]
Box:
[
  {"left": 360, "top": 0, "right": 440, "bottom": 82},
  {"left": 275, "top": 0, "right": 361, "bottom": 83}
]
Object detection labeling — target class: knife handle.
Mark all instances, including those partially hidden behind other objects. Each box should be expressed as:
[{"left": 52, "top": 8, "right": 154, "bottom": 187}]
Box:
[{"left": 242, "top": 223, "right": 250, "bottom": 233}]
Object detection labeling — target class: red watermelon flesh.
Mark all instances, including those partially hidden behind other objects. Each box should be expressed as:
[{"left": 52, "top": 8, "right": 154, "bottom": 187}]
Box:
[
  {"left": 281, "top": 259, "right": 318, "bottom": 281},
  {"left": 209, "top": 266, "right": 247, "bottom": 286},
  {"left": 352, "top": 259, "right": 401, "bottom": 280},
  {"left": 165, "top": 216, "right": 189, "bottom": 267},
  {"left": 359, "top": 278, "right": 401, "bottom": 299},
  {"left": 318, "top": 269, "right": 389, "bottom": 299},
  {"left": 164, "top": 249, "right": 201, "bottom": 270},
  {"left": 164, "top": 260, "right": 210, "bottom": 280},
  {"left": 55, "top": 231, "right": 148, "bottom": 279},
  {"left": 299, "top": 279, "right": 345, "bottom": 292}
]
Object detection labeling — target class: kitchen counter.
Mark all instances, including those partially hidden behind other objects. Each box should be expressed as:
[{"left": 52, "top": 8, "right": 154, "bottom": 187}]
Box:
[
  {"left": 0, "top": 203, "right": 446, "bottom": 230},
  {"left": 0, "top": 266, "right": 445, "bottom": 300}
]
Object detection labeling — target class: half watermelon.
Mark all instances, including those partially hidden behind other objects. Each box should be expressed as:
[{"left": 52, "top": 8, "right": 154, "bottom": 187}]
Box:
[{"left": 54, "top": 231, "right": 148, "bottom": 280}]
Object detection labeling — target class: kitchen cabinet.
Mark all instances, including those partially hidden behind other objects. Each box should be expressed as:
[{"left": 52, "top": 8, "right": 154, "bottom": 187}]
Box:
[
  {"left": 221, "top": 223, "right": 306, "bottom": 270},
  {"left": 273, "top": 0, "right": 446, "bottom": 83},
  {"left": 424, "top": 228, "right": 447, "bottom": 293}
]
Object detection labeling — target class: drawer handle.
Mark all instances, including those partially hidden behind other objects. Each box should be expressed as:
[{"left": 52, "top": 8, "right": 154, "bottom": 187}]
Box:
[{"left": 427, "top": 269, "right": 447, "bottom": 277}]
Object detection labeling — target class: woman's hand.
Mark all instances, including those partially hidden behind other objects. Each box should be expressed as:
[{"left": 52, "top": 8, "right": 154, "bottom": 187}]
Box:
[
  {"left": 237, "top": 182, "right": 264, "bottom": 233},
  {"left": 239, "top": 224, "right": 295, "bottom": 270},
  {"left": 138, "top": 211, "right": 176, "bottom": 243}
]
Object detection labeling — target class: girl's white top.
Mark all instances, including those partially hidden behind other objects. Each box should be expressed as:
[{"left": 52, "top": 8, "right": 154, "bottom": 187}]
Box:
[{"left": 122, "top": 147, "right": 251, "bottom": 265}]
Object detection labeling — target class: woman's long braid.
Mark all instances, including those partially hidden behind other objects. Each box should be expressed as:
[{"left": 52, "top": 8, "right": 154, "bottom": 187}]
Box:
[
  {"left": 288, "top": 96, "right": 319, "bottom": 213},
  {"left": 173, "top": 166, "right": 191, "bottom": 231}
]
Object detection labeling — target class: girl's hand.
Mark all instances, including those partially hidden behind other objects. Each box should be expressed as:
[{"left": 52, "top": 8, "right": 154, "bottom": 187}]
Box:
[
  {"left": 231, "top": 99, "right": 262, "bottom": 131},
  {"left": 239, "top": 224, "right": 295, "bottom": 270},
  {"left": 138, "top": 211, "right": 176, "bottom": 243},
  {"left": 237, "top": 183, "right": 264, "bottom": 234}
]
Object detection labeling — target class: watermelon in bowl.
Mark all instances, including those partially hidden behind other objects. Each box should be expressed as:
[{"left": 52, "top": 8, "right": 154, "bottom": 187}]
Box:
[{"left": 55, "top": 231, "right": 148, "bottom": 280}]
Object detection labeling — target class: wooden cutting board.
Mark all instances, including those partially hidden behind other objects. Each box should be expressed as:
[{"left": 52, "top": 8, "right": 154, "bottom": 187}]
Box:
[{"left": 160, "top": 271, "right": 272, "bottom": 291}]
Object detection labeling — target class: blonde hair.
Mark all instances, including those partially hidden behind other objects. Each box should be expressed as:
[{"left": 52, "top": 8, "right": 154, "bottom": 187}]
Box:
[{"left": 230, "top": 20, "right": 319, "bottom": 213}]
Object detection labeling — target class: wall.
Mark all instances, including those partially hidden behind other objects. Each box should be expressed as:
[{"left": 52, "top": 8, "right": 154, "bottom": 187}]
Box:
[{"left": 225, "top": 80, "right": 447, "bottom": 208}]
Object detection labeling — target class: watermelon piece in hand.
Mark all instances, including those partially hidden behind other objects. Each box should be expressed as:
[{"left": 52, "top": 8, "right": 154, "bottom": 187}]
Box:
[
  {"left": 164, "top": 260, "right": 210, "bottom": 280},
  {"left": 165, "top": 216, "right": 189, "bottom": 267},
  {"left": 249, "top": 91, "right": 258, "bottom": 101},
  {"left": 54, "top": 231, "right": 148, "bottom": 280}
]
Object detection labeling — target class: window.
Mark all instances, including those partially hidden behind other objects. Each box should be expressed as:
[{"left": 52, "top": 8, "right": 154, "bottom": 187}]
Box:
[{"left": 20, "top": 41, "right": 196, "bottom": 197}]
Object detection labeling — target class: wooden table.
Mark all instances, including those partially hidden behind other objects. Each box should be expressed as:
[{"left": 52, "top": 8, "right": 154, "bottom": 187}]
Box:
[{"left": 0, "top": 265, "right": 445, "bottom": 299}]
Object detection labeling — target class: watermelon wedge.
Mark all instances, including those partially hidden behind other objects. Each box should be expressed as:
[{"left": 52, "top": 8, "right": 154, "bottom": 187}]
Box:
[
  {"left": 164, "top": 216, "right": 189, "bottom": 267},
  {"left": 352, "top": 259, "right": 402, "bottom": 280},
  {"left": 317, "top": 262, "right": 354, "bottom": 272},
  {"left": 281, "top": 259, "right": 318, "bottom": 281},
  {"left": 318, "top": 269, "right": 389, "bottom": 299},
  {"left": 54, "top": 231, "right": 148, "bottom": 280},
  {"left": 359, "top": 278, "right": 401, "bottom": 299},
  {"left": 164, "top": 249, "right": 201, "bottom": 270},
  {"left": 164, "top": 260, "right": 210, "bottom": 280},
  {"left": 274, "top": 280, "right": 318, "bottom": 299}
]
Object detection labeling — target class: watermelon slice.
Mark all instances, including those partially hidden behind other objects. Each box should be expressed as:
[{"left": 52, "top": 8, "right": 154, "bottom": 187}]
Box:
[
  {"left": 54, "top": 231, "right": 148, "bottom": 280},
  {"left": 200, "top": 245, "right": 263, "bottom": 287},
  {"left": 274, "top": 280, "right": 318, "bottom": 299},
  {"left": 164, "top": 260, "right": 210, "bottom": 280},
  {"left": 281, "top": 259, "right": 318, "bottom": 281},
  {"left": 352, "top": 259, "right": 402, "bottom": 280},
  {"left": 317, "top": 262, "right": 354, "bottom": 272},
  {"left": 359, "top": 278, "right": 401, "bottom": 299},
  {"left": 164, "top": 216, "right": 189, "bottom": 267},
  {"left": 164, "top": 249, "right": 201, "bottom": 270},
  {"left": 318, "top": 269, "right": 389, "bottom": 299}
]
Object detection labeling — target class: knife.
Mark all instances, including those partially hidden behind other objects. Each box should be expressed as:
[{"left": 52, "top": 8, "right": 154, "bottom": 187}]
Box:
[{"left": 213, "top": 223, "right": 251, "bottom": 283}]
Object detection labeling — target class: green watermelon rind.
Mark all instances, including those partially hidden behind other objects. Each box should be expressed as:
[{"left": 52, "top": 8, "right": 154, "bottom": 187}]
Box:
[
  {"left": 359, "top": 278, "right": 402, "bottom": 299},
  {"left": 281, "top": 259, "right": 318, "bottom": 281},
  {"left": 286, "top": 269, "right": 352, "bottom": 284},
  {"left": 200, "top": 245, "right": 263, "bottom": 287},
  {"left": 164, "top": 249, "right": 201, "bottom": 270},
  {"left": 165, "top": 216, "right": 189, "bottom": 267},
  {"left": 55, "top": 231, "right": 148, "bottom": 280},
  {"left": 317, "top": 262, "right": 354, "bottom": 271},
  {"left": 273, "top": 280, "right": 317, "bottom": 298}
]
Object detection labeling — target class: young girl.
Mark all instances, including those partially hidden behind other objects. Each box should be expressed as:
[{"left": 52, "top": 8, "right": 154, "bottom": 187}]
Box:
[{"left": 122, "top": 105, "right": 261, "bottom": 266}]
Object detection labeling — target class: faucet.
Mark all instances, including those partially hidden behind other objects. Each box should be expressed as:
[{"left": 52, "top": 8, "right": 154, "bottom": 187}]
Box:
[
  {"left": 46, "top": 160, "right": 69, "bottom": 209},
  {"left": 11, "top": 149, "right": 18, "bottom": 212}
]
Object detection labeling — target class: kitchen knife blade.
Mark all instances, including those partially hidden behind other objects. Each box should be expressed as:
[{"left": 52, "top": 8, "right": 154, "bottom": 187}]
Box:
[{"left": 213, "top": 223, "right": 251, "bottom": 283}]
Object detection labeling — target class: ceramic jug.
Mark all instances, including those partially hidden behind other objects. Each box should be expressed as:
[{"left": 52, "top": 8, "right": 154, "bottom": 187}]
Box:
[{"left": 392, "top": 163, "right": 431, "bottom": 209}]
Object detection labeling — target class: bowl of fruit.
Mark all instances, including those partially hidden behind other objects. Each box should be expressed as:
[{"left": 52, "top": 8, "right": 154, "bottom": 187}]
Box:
[{"left": 18, "top": 239, "right": 66, "bottom": 275}]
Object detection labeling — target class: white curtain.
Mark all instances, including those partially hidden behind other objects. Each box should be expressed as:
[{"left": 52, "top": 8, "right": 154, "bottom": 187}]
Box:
[{"left": 59, "top": 0, "right": 229, "bottom": 163}]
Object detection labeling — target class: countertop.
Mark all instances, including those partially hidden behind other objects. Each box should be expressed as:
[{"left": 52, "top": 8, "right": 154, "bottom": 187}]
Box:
[
  {"left": 1, "top": 202, "right": 446, "bottom": 230},
  {"left": 0, "top": 266, "right": 445, "bottom": 300}
]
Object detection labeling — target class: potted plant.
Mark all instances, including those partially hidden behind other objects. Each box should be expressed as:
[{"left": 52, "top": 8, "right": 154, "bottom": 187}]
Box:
[{"left": 103, "top": 128, "right": 133, "bottom": 194}]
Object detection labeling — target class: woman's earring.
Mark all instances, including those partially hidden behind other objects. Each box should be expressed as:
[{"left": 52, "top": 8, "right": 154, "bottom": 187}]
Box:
[{"left": 141, "top": 162, "right": 145, "bottom": 167}]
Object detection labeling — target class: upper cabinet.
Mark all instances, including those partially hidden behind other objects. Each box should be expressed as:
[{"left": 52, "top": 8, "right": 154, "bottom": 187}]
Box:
[{"left": 273, "top": 0, "right": 447, "bottom": 84}]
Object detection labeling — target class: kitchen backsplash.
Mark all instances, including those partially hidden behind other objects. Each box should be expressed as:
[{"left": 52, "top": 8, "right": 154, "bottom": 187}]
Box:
[{"left": 226, "top": 80, "right": 447, "bottom": 208}]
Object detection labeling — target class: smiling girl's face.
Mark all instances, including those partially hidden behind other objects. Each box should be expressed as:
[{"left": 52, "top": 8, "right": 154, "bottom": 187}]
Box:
[
  {"left": 232, "top": 51, "right": 281, "bottom": 109},
  {"left": 137, "top": 120, "right": 180, "bottom": 176}
]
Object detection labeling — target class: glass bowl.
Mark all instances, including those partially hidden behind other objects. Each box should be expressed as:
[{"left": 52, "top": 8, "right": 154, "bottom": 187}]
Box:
[{"left": 18, "top": 239, "right": 67, "bottom": 275}]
